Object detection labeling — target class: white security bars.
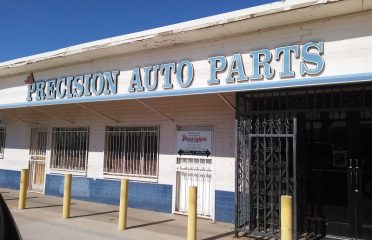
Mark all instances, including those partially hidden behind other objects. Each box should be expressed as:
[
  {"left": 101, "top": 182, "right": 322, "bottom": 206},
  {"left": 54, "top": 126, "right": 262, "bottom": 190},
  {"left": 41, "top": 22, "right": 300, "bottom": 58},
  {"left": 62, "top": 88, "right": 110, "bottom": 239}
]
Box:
[
  {"left": 28, "top": 128, "right": 47, "bottom": 193},
  {"left": 51, "top": 127, "right": 89, "bottom": 171},
  {"left": 104, "top": 126, "right": 159, "bottom": 178},
  {"left": 0, "top": 128, "right": 5, "bottom": 159},
  {"left": 176, "top": 157, "right": 213, "bottom": 218},
  {"left": 29, "top": 128, "right": 47, "bottom": 158}
]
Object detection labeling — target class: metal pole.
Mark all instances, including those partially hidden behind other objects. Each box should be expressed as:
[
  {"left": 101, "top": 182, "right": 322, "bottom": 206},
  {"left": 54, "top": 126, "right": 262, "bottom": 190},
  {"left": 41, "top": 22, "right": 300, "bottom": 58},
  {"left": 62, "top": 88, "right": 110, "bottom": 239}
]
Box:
[
  {"left": 62, "top": 174, "right": 72, "bottom": 219},
  {"left": 281, "top": 195, "right": 293, "bottom": 240},
  {"left": 118, "top": 179, "right": 129, "bottom": 230},
  {"left": 292, "top": 117, "right": 298, "bottom": 240},
  {"left": 234, "top": 119, "right": 239, "bottom": 238},
  {"left": 187, "top": 186, "right": 197, "bottom": 240},
  {"left": 18, "top": 169, "right": 29, "bottom": 210}
]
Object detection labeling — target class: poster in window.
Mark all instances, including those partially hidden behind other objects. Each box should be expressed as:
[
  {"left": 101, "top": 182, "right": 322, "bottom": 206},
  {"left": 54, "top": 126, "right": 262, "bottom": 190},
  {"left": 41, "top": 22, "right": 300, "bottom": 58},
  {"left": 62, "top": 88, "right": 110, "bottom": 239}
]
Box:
[{"left": 177, "top": 131, "right": 212, "bottom": 157}]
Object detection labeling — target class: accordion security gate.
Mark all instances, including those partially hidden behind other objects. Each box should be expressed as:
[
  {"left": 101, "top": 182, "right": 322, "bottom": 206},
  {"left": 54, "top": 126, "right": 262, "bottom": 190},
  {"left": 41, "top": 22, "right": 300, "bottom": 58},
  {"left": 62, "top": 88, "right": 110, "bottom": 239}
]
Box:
[{"left": 236, "top": 94, "right": 297, "bottom": 239}]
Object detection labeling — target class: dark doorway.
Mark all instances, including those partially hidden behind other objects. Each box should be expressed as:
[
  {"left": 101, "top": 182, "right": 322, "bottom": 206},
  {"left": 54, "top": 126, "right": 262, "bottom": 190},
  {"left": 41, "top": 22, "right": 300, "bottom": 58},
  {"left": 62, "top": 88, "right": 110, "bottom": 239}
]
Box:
[
  {"left": 235, "top": 83, "right": 372, "bottom": 239},
  {"left": 304, "top": 110, "right": 372, "bottom": 239}
]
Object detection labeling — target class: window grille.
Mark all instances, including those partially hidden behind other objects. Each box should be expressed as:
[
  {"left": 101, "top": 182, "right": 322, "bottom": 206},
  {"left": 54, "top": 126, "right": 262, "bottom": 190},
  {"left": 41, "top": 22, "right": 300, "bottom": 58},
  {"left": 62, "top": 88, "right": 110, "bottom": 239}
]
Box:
[
  {"left": 29, "top": 128, "right": 47, "bottom": 159},
  {"left": 0, "top": 128, "right": 5, "bottom": 159},
  {"left": 104, "top": 126, "right": 159, "bottom": 178},
  {"left": 51, "top": 127, "right": 89, "bottom": 171}
]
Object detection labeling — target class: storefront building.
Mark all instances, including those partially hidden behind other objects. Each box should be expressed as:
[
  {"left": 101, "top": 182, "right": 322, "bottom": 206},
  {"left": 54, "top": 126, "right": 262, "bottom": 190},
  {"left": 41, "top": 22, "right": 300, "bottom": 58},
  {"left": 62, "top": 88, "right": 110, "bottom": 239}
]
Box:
[{"left": 1, "top": 0, "right": 372, "bottom": 239}]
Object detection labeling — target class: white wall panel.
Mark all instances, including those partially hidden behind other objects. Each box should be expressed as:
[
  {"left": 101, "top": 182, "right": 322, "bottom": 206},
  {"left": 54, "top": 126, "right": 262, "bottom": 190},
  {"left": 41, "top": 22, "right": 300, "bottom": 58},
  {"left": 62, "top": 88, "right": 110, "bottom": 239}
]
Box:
[{"left": 0, "top": 94, "right": 235, "bottom": 191}]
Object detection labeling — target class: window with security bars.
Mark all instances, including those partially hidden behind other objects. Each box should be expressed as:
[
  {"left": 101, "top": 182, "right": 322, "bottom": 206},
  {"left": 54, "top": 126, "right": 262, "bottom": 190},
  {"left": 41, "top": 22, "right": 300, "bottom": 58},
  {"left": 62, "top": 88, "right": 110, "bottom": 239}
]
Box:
[
  {"left": 0, "top": 128, "right": 5, "bottom": 159},
  {"left": 104, "top": 126, "right": 159, "bottom": 178},
  {"left": 50, "top": 127, "right": 89, "bottom": 171}
]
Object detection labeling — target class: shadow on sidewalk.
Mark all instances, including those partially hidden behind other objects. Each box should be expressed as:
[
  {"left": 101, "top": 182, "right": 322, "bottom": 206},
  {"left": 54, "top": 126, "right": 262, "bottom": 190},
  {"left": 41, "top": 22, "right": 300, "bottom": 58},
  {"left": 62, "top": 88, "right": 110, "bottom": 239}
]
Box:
[
  {"left": 26, "top": 203, "right": 76, "bottom": 209},
  {"left": 4, "top": 196, "right": 39, "bottom": 201},
  {"left": 202, "top": 231, "right": 235, "bottom": 240},
  {"left": 70, "top": 210, "right": 119, "bottom": 218},
  {"left": 127, "top": 219, "right": 175, "bottom": 229}
]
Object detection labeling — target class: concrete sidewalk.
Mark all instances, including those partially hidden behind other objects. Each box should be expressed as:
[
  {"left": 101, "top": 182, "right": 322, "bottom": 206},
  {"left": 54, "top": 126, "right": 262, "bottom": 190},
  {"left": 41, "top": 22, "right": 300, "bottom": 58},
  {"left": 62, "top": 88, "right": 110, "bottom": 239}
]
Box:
[{"left": 1, "top": 188, "right": 235, "bottom": 240}]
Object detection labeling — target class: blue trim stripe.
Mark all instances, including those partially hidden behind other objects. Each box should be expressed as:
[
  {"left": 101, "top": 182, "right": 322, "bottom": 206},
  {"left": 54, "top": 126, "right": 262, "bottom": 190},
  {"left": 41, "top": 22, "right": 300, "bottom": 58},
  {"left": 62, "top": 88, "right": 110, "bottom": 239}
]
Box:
[
  {"left": 1, "top": 72, "right": 372, "bottom": 109},
  {"left": 45, "top": 174, "right": 172, "bottom": 213},
  {"left": 0, "top": 170, "right": 234, "bottom": 223},
  {"left": 0, "top": 169, "right": 20, "bottom": 190},
  {"left": 215, "top": 190, "right": 234, "bottom": 223}
]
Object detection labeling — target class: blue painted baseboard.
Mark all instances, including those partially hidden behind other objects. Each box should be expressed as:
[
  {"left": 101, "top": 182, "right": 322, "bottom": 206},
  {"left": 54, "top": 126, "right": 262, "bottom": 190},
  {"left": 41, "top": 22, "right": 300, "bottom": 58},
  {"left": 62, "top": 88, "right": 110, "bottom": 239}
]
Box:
[
  {"left": 215, "top": 190, "right": 234, "bottom": 223},
  {"left": 45, "top": 174, "right": 172, "bottom": 213},
  {"left": 0, "top": 169, "right": 20, "bottom": 190},
  {"left": 0, "top": 170, "right": 234, "bottom": 223}
]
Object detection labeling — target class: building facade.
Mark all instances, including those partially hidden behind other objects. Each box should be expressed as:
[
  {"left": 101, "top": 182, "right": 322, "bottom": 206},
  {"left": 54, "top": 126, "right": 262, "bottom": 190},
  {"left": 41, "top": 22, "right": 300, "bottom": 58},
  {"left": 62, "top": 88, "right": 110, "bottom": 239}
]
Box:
[{"left": 0, "top": 0, "right": 372, "bottom": 239}]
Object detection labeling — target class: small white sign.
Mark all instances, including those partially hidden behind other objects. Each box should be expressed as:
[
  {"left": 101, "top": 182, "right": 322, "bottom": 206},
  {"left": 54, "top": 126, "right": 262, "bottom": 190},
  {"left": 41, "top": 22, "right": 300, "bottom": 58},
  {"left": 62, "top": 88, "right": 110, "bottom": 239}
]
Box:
[{"left": 177, "top": 131, "right": 212, "bottom": 156}]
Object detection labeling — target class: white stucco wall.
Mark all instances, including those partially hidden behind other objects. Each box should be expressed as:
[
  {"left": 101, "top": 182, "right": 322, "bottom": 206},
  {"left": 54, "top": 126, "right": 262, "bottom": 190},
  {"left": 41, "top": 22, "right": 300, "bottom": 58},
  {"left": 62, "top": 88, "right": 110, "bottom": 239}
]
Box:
[
  {"left": 1, "top": 9, "right": 372, "bottom": 194},
  {"left": 0, "top": 93, "right": 236, "bottom": 191},
  {"left": 0, "top": 120, "right": 30, "bottom": 171}
]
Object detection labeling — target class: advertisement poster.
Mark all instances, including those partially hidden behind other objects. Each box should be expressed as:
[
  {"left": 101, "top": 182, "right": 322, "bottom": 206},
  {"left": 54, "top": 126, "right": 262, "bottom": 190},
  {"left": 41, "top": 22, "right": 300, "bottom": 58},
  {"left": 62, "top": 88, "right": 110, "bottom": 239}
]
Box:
[{"left": 177, "top": 131, "right": 212, "bottom": 157}]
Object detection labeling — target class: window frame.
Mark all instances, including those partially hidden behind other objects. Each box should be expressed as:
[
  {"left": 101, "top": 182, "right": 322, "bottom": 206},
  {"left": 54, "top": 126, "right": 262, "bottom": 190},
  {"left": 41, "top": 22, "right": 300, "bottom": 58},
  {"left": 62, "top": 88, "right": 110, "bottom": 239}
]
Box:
[
  {"left": 103, "top": 125, "right": 160, "bottom": 179},
  {"left": 0, "top": 127, "right": 6, "bottom": 159},
  {"left": 50, "top": 127, "right": 90, "bottom": 172}
]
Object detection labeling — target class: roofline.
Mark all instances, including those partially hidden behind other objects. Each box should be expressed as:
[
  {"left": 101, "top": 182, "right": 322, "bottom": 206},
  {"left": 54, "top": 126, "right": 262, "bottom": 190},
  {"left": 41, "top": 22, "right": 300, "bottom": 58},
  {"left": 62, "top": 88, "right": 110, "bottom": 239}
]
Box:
[{"left": 0, "top": 0, "right": 370, "bottom": 78}]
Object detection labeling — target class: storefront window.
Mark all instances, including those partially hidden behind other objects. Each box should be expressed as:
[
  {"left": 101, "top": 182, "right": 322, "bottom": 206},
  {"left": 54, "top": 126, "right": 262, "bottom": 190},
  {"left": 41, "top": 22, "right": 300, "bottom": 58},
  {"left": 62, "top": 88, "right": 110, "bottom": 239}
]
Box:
[
  {"left": 0, "top": 128, "right": 5, "bottom": 159},
  {"left": 50, "top": 127, "right": 89, "bottom": 171},
  {"left": 104, "top": 126, "right": 159, "bottom": 178}
]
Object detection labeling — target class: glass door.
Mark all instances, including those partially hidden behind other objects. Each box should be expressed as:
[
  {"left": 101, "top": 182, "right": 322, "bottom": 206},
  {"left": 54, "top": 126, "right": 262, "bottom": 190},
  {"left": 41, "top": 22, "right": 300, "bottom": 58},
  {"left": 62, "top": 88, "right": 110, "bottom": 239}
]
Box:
[
  {"left": 305, "top": 110, "right": 372, "bottom": 239},
  {"left": 305, "top": 111, "right": 352, "bottom": 237},
  {"left": 355, "top": 110, "right": 372, "bottom": 239}
]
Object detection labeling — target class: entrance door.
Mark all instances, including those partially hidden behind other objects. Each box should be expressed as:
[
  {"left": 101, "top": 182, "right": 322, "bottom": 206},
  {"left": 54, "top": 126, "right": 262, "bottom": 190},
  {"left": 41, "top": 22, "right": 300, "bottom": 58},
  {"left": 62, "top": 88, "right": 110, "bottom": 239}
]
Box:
[
  {"left": 28, "top": 128, "right": 47, "bottom": 193},
  {"left": 175, "top": 125, "right": 214, "bottom": 219},
  {"left": 305, "top": 110, "right": 372, "bottom": 239},
  {"left": 354, "top": 110, "right": 372, "bottom": 239},
  {"left": 175, "top": 156, "right": 213, "bottom": 218}
]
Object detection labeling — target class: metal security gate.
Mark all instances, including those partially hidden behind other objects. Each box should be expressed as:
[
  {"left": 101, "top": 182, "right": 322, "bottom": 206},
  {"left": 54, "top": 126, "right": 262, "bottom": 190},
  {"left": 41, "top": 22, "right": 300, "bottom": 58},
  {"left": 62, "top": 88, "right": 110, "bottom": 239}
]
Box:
[
  {"left": 50, "top": 127, "right": 89, "bottom": 171},
  {"left": 236, "top": 92, "right": 297, "bottom": 239},
  {"left": 175, "top": 156, "right": 213, "bottom": 218},
  {"left": 28, "top": 128, "right": 47, "bottom": 193},
  {"left": 103, "top": 126, "right": 159, "bottom": 178},
  {"left": 235, "top": 84, "right": 372, "bottom": 239}
]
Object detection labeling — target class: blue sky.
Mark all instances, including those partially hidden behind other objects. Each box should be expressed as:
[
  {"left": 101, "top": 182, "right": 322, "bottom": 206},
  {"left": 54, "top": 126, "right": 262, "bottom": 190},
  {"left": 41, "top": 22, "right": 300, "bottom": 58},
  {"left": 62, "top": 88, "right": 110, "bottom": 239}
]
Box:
[{"left": 0, "top": 0, "right": 276, "bottom": 62}]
